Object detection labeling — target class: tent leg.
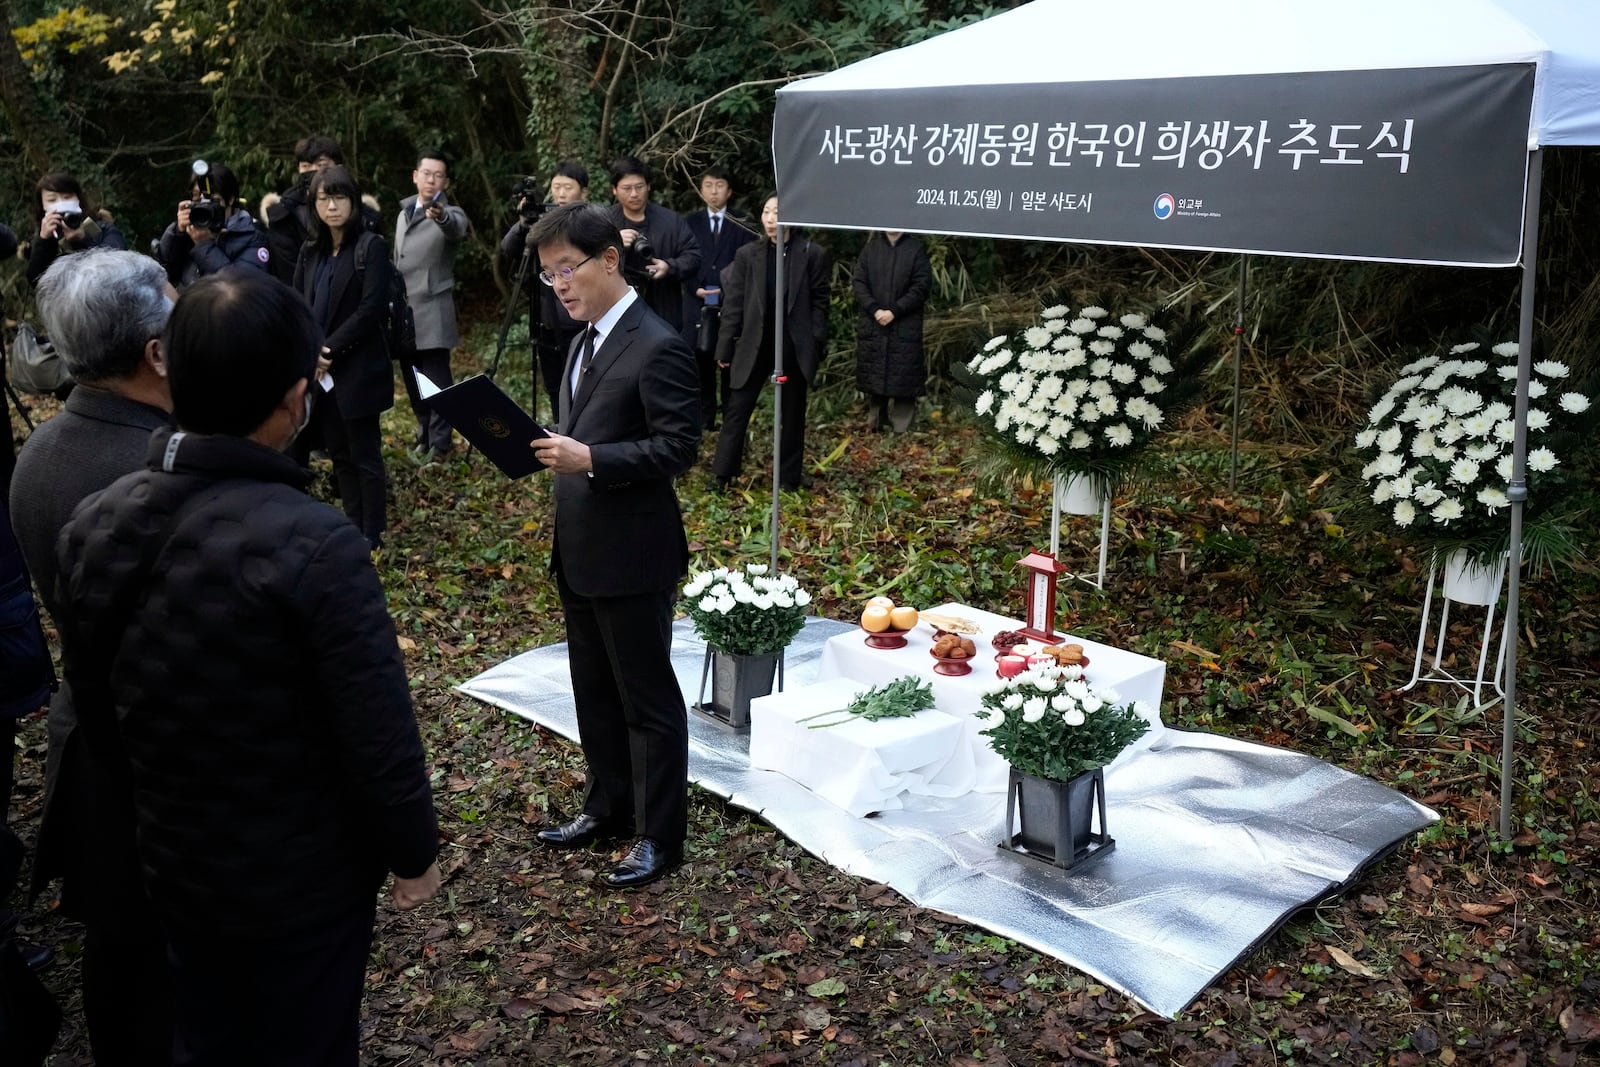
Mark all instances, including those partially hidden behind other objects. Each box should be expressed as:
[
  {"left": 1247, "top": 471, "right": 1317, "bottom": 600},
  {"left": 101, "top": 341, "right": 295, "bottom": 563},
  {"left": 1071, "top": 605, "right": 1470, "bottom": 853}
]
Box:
[
  {"left": 770, "top": 224, "right": 786, "bottom": 573},
  {"left": 1499, "top": 147, "right": 1542, "bottom": 840},
  {"left": 1230, "top": 255, "right": 1247, "bottom": 490}
]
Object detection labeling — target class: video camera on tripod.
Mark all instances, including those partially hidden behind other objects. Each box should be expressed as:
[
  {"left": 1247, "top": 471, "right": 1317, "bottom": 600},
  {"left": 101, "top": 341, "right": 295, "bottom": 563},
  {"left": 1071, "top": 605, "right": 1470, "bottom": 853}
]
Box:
[{"left": 511, "top": 176, "right": 553, "bottom": 229}]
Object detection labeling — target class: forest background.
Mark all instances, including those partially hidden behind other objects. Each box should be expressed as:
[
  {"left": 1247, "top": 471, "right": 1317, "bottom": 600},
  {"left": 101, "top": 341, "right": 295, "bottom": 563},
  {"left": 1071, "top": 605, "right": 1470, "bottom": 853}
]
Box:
[
  {"left": 5, "top": 1, "right": 1600, "bottom": 1063},
  {"left": 2, "top": 0, "right": 1597, "bottom": 374}
]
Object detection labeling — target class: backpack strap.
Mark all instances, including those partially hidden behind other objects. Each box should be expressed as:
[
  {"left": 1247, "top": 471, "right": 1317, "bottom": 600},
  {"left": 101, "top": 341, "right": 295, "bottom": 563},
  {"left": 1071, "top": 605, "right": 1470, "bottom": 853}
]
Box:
[{"left": 352, "top": 230, "right": 377, "bottom": 276}]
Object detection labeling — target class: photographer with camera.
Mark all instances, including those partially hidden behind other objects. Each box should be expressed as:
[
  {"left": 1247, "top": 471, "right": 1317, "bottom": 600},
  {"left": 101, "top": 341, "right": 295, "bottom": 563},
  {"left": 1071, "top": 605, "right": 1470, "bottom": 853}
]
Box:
[
  {"left": 26, "top": 172, "right": 126, "bottom": 288},
  {"left": 395, "top": 152, "right": 470, "bottom": 459},
  {"left": 155, "top": 160, "right": 270, "bottom": 288},
  {"left": 604, "top": 155, "right": 698, "bottom": 334},
  {"left": 501, "top": 161, "right": 588, "bottom": 419}
]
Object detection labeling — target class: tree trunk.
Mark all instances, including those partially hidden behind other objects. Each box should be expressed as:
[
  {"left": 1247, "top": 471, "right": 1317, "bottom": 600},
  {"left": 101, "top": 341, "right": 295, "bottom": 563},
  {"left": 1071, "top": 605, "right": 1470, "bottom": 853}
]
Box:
[{"left": 0, "top": 0, "right": 88, "bottom": 177}]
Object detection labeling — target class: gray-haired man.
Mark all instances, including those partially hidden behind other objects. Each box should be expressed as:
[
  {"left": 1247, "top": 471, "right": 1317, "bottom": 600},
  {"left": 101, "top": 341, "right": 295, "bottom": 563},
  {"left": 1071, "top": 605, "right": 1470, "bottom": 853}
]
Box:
[{"left": 8, "top": 248, "right": 176, "bottom": 1064}]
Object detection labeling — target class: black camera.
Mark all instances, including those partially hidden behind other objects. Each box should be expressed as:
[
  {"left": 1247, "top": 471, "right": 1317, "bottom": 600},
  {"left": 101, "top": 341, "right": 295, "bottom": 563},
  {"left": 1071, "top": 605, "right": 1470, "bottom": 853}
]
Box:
[
  {"left": 511, "top": 177, "right": 551, "bottom": 226},
  {"left": 188, "top": 160, "right": 225, "bottom": 232},
  {"left": 622, "top": 231, "right": 656, "bottom": 287},
  {"left": 59, "top": 210, "right": 87, "bottom": 230}
]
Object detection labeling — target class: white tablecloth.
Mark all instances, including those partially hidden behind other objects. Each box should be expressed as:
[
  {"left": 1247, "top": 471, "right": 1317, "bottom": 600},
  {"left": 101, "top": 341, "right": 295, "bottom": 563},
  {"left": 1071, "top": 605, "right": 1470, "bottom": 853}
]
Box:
[
  {"left": 747, "top": 678, "right": 969, "bottom": 816},
  {"left": 816, "top": 603, "right": 1168, "bottom": 793}
]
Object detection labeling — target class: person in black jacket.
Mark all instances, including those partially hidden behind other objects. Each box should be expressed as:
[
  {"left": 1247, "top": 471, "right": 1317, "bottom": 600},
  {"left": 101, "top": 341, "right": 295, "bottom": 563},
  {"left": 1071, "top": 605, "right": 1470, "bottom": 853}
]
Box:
[
  {"left": 852, "top": 231, "right": 933, "bottom": 433},
  {"left": 604, "top": 155, "right": 699, "bottom": 332},
  {"left": 53, "top": 270, "right": 440, "bottom": 1066},
  {"left": 154, "top": 161, "right": 271, "bottom": 286},
  {"left": 11, "top": 249, "right": 177, "bottom": 1065},
  {"left": 263, "top": 134, "right": 342, "bottom": 287},
  {"left": 293, "top": 165, "right": 396, "bottom": 549},
  {"left": 26, "top": 172, "right": 126, "bottom": 287},
  {"left": 681, "top": 165, "right": 757, "bottom": 433},
  {"left": 712, "top": 195, "right": 831, "bottom": 492},
  {"left": 503, "top": 160, "right": 589, "bottom": 421}
]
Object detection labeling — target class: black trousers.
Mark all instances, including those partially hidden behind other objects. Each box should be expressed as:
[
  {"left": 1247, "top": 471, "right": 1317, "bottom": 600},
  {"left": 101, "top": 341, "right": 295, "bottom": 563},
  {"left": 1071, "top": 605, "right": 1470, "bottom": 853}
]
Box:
[
  {"left": 399, "top": 347, "right": 455, "bottom": 453},
  {"left": 712, "top": 373, "right": 808, "bottom": 490},
  {"left": 317, "top": 402, "right": 387, "bottom": 547},
  {"left": 557, "top": 571, "right": 687, "bottom": 847},
  {"left": 165, "top": 904, "right": 375, "bottom": 1067},
  {"left": 82, "top": 911, "right": 174, "bottom": 1066}
]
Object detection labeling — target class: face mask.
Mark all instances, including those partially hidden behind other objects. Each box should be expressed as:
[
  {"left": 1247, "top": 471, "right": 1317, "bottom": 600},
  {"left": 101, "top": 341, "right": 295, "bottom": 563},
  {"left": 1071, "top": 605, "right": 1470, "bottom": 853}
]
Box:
[{"left": 287, "top": 387, "right": 314, "bottom": 448}]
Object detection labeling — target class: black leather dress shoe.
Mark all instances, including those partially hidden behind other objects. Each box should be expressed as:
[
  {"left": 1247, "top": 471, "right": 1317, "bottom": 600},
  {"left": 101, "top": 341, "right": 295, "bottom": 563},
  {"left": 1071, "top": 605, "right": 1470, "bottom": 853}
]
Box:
[
  {"left": 536, "top": 813, "right": 625, "bottom": 850},
  {"left": 604, "top": 838, "right": 680, "bottom": 889}
]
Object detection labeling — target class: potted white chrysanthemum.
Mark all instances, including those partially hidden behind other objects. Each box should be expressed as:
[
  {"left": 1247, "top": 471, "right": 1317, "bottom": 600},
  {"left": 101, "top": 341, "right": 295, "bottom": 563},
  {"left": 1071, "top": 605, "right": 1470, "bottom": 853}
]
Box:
[
  {"left": 977, "top": 664, "right": 1151, "bottom": 871},
  {"left": 682, "top": 563, "right": 811, "bottom": 728},
  {"left": 1353, "top": 338, "right": 1595, "bottom": 591}
]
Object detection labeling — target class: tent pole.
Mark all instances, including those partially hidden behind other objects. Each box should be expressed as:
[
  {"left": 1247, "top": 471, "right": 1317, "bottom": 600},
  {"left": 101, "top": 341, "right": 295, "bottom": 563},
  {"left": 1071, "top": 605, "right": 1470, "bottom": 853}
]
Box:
[
  {"left": 1499, "top": 148, "right": 1541, "bottom": 841},
  {"left": 771, "top": 223, "right": 785, "bottom": 573},
  {"left": 1230, "top": 255, "right": 1246, "bottom": 490}
]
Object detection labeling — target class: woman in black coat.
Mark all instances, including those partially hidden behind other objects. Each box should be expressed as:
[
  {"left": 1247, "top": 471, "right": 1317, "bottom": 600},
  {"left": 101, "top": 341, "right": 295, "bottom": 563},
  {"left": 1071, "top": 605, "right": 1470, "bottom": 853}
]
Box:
[
  {"left": 293, "top": 165, "right": 396, "bottom": 549},
  {"left": 852, "top": 231, "right": 932, "bottom": 433}
]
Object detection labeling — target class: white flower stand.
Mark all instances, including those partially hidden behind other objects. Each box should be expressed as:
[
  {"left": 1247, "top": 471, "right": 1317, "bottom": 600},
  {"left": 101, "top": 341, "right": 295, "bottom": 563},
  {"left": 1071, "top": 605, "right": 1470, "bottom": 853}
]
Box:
[
  {"left": 1050, "top": 474, "right": 1111, "bottom": 590},
  {"left": 1398, "top": 549, "right": 1510, "bottom": 705}
]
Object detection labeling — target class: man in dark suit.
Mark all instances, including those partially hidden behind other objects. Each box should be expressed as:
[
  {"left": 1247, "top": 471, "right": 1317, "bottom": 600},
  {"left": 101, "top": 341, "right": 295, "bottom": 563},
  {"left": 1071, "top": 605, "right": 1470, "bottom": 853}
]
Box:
[
  {"left": 526, "top": 203, "right": 700, "bottom": 888},
  {"left": 682, "top": 165, "right": 756, "bottom": 433},
  {"left": 9, "top": 249, "right": 176, "bottom": 1063},
  {"left": 712, "top": 195, "right": 832, "bottom": 493}
]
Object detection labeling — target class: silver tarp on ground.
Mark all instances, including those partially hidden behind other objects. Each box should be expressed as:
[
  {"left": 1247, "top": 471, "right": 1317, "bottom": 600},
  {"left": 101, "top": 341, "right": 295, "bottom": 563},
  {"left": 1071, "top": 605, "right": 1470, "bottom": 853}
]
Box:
[{"left": 459, "top": 618, "right": 1436, "bottom": 1017}]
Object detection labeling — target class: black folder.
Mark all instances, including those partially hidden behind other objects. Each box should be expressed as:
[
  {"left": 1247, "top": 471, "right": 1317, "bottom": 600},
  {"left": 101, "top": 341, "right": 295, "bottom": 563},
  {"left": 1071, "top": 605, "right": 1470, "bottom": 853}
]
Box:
[{"left": 420, "top": 373, "right": 550, "bottom": 478}]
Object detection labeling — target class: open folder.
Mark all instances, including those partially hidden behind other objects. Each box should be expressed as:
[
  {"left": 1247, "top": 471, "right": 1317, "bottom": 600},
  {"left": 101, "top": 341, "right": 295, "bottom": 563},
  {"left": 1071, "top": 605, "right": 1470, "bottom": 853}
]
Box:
[{"left": 415, "top": 372, "right": 550, "bottom": 478}]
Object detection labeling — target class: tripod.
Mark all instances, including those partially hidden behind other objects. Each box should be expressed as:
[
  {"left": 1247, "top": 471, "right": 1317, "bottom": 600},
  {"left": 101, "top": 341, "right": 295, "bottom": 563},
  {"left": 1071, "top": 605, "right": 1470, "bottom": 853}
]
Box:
[{"left": 487, "top": 226, "right": 542, "bottom": 412}]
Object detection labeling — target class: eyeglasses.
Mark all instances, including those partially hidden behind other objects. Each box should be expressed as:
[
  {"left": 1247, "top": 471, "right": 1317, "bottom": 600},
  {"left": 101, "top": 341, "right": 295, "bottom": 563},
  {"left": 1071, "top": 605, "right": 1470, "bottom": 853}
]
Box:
[
  {"left": 615, "top": 182, "right": 648, "bottom": 195},
  {"left": 315, "top": 194, "right": 350, "bottom": 205},
  {"left": 538, "top": 255, "right": 593, "bottom": 286},
  {"left": 416, "top": 169, "right": 446, "bottom": 182}
]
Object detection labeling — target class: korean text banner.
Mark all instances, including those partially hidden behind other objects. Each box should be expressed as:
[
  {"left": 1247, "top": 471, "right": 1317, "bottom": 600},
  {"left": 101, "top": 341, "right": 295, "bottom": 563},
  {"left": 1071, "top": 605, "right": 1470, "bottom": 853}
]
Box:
[{"left": 775, "top": 64, "right": 1534, "bottom": 267}]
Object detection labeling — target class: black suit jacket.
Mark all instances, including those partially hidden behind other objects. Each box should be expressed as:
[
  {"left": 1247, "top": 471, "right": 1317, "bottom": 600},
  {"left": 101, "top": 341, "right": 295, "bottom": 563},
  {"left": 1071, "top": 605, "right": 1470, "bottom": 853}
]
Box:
[
  {"left": 715, "top": 236, "right": 831, "bottom": 391},
  {"left": 552, "top": 297, "right": 700, "bottom": 598},
  {"left": 682, "top": 209, "right": 756, "bottom": 336}
]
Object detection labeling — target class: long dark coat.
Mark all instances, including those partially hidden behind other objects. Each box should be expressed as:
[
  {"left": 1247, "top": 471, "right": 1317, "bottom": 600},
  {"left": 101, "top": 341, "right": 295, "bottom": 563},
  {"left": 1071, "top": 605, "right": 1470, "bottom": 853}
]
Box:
[
  {"left": 852, "top": 233, "right": 933, "bottom": 398},
  {"left": 293, "top": 235, "right": 396, "bottom": 420}
]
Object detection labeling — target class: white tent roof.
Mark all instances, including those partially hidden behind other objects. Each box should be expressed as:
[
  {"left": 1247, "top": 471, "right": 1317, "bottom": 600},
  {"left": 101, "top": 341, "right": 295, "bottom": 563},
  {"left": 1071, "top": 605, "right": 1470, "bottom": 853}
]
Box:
[{"left": 781, "top": 0, "right": 1600, "bottom": 146}]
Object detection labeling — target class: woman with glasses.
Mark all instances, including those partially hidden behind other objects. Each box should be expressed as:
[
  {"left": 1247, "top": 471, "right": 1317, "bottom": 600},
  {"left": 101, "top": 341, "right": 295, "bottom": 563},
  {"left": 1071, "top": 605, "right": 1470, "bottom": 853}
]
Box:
[{"left": 293, "top": 165, "right": 396, "bottom": 550}]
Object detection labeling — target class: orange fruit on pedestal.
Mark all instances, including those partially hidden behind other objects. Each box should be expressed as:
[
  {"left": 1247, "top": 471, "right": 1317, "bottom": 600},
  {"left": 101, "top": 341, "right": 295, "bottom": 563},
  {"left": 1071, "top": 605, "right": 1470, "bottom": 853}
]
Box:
[{"left": 889, "top": 605, "right": 919, "bottom": 631}]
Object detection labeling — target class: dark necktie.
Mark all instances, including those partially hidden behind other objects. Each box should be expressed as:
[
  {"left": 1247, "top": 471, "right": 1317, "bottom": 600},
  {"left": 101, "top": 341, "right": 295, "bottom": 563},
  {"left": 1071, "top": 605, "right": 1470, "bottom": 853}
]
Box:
[
  {"left": 711, "top": 214, "right": 721, "bottom": 238},
  {"left": 580, "top": 324, "right": 597, "bottom": 373}
]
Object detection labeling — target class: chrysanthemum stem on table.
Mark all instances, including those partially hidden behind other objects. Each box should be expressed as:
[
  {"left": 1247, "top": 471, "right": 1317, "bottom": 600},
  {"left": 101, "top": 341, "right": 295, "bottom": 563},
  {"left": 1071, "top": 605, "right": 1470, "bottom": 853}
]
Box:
[{"left": 800, "top": 676, "right": 935, "bottom": 729}]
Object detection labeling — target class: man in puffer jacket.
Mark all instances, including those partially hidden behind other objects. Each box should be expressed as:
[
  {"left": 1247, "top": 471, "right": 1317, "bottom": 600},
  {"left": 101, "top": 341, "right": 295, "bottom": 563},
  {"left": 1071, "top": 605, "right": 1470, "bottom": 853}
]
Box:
[
  {"left": 154, "top": 161, "right": 270, "bottom": 286},
  {"left": 54, "top": 270, "right": 440, "bottom": 1066}
]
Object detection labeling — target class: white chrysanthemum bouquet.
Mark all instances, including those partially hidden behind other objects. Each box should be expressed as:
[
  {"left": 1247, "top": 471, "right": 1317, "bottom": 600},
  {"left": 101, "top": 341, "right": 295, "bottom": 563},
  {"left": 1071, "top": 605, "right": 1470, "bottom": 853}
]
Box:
[
  {"left": 976, "top": 665, "right": 1151, "bottom": 781},
  {"left": 682, "top": 563, "right": 812, "bottom": 656},
  {"left": 957, "top": 303, "right": 1206, "bottom": 495},
  {"left": 1353, "top": 339, "right": 1595, "bottom": 568}
]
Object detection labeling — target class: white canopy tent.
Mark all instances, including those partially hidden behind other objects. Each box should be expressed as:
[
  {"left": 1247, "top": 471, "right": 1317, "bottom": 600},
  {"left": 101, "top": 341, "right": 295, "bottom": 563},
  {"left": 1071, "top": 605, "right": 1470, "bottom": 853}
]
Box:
[{"left": 767, "top": 0, "right": 1600, "bottom": 836}]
